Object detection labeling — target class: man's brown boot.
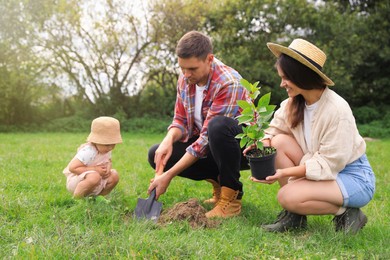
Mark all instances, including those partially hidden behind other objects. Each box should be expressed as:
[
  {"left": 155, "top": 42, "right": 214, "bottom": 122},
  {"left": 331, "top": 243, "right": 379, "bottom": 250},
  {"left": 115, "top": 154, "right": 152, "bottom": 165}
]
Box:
[
  {"left": 205, "top": 186, "right": 241, "bottom": 218},
  {"left": 203, "top": 179, "right": 221, "bottom": 205}
]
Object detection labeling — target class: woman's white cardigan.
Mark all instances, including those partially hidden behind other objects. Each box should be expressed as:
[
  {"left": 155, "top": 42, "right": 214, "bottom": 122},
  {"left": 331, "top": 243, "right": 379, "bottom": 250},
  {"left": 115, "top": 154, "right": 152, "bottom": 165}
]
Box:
[{"left": 265, "top": 87, "right": 366, "bottom": 181}]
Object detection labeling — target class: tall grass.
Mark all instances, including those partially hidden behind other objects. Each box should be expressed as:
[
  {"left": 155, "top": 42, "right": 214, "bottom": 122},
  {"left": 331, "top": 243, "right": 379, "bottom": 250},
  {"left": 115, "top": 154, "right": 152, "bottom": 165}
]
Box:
[{"left": 0, "top": 133, "right": 388, "bottom": 259}]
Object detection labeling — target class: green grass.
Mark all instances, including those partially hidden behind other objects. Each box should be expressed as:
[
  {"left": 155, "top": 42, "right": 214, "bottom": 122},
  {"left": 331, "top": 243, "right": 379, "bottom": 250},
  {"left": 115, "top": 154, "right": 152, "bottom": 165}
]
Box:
[{"left": 0, "top": 133, "right": 389, "bottom": 259}]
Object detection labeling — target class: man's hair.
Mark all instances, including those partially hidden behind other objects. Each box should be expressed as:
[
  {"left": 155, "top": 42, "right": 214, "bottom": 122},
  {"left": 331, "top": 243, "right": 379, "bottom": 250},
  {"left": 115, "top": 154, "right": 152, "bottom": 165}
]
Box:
[{"left": 175, "top": 31, "right": 213, "bottom": 60}]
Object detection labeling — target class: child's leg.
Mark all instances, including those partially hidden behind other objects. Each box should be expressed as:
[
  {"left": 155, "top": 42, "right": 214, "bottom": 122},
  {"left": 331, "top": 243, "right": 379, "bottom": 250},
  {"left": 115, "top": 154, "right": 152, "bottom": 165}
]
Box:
[
  {"left": 73, "top": 172, "right": 102, "bottom": 198},
  {"left": 99, "top": 170, "right": 119, "bottom": 196}
]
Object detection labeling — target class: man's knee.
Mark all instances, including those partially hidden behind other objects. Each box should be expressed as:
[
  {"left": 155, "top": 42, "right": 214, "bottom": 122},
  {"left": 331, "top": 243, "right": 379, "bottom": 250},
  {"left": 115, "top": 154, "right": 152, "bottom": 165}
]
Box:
[
  {"left": 208, "top": 116, "right": 225, "bottom": 133},
  {"left": 209, "top": 116, "right": 232, "bottom": 141}
]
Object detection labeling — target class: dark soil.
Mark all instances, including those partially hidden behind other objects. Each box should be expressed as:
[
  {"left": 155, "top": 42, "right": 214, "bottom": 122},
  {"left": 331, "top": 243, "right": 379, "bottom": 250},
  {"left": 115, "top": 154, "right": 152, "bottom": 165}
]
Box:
[
  {"left": 246, "top": 146, "right": 276, "bottom": 158},
  {"left": 158, "top": 198, "right": 220, "bottom": 228}
]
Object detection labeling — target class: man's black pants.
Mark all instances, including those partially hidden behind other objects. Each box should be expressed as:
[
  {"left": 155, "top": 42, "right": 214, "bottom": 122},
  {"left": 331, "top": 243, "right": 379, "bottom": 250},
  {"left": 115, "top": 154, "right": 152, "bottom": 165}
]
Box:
[{"left": 148, "top": 116, "right": 250, "bottom": 194}]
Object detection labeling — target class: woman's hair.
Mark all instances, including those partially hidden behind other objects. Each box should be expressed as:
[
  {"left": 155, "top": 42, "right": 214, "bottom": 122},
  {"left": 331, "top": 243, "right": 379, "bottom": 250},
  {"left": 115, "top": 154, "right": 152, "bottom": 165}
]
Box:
[
  {"left": 276, "top": 54, "right": 326, "bottom": 128},
  {"left": 175, "top": 31, "right": 213, "bottom": 60}
]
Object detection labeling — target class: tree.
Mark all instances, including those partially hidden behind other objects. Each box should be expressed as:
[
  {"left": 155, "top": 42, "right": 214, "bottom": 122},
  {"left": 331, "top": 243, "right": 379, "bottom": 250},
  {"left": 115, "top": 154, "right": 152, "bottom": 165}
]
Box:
[
  {"left": 32, "top": 0, "right": 159, "bottom": 117},
  {"left": 204, "top": 0, "right": 390, "bottom": 108},
  {"left": 0, "top": 0, "right": 59, "bottom": 126},
  {"left": 139, "top": 0, "right": 212, "bottom": 116}
]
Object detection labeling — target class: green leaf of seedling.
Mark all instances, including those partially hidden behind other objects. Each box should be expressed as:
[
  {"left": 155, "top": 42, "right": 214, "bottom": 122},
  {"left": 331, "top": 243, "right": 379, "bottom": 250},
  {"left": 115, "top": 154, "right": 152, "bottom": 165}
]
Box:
[
  {"left": 267, "top": 105, "right": 277, "bottom": 111},
  {"left": 242, "top": 107, "right": 253, "bottom": 115},
  {"left": 247, "top": 132, "right": 256, "bottom": 139},
  {"left": 237, "top": 100, "right": 251, "bottom": 109},
  {"left": 236, "top": 115, "right": 253, "bottom": 124},
  {"left": 257, "top": 106, "right": 267, "bottom": 113},
  {"left": 251, "top": 90, "right": 260, "bottom": 100},
  {"left": 259, "top": 110, "right": 275, "bottom": 121},
  {"left": 257, "top": 92, "right": 271, "bottom": 107},
  {"left": 256, "top": 140, "right": 264, "bottom": 150},
  {"left": 237, "top": 78, "right": 276, "bottom": 150},
  {"left": 255, "top": 131, "right": 265, "bottom": 139},
  {"left": 247, "top": 139, "right": 255, "bottom": 147},
  {"left": 240, "top": 78, "right": 252, "bottom": 91},
  {"left": 235, "top": 133, "right": 245, "bottom": 139},
  {"left": 240, "top": 137, "right": 248, "bottom": 148},
  {"left": 246, "top": 124, "right": 258, "bottom": 132}
]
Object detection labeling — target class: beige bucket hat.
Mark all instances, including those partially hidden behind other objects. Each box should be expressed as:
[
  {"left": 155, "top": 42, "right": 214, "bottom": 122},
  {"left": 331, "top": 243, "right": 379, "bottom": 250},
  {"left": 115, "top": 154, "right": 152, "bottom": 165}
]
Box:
[
  {"left": 267, "top": 38, "right": 334, "bottom": 86},
  {"left": 87, "top": 116, "right": 123, "bottom": 144}
]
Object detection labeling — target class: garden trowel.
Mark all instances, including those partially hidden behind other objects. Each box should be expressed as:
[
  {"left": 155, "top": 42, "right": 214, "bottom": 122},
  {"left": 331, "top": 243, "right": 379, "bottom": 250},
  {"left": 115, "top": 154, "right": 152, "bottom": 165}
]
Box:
[{"left": 134, "top": 188, "right": 162, "bottom": 222}]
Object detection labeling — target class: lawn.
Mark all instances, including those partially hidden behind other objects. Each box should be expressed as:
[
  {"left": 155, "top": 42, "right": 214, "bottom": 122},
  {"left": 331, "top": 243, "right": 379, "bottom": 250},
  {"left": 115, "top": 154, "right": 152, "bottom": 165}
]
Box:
[{"left": 0, "top": 132, "right": 389, "bottom": 259}]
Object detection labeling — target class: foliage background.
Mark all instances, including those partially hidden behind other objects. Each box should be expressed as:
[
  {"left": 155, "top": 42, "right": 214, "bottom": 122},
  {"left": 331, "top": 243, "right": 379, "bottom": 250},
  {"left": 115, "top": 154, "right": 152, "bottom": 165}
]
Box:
[{"left": 0, "top": 0, "right": 389, "bottom": 137}]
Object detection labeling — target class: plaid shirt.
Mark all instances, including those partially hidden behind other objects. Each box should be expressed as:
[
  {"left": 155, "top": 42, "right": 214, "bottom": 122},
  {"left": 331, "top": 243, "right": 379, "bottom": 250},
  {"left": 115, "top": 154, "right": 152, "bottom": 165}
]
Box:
[{"left": 168, "top": 58, "right": 250, "bottom": 158}]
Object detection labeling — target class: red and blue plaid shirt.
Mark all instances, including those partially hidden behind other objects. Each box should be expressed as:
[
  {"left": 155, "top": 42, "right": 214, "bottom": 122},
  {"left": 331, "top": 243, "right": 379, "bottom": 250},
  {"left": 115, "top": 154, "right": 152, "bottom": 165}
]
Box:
[{"left": 168, "top": 58, "right": 250, "bottom": 158}]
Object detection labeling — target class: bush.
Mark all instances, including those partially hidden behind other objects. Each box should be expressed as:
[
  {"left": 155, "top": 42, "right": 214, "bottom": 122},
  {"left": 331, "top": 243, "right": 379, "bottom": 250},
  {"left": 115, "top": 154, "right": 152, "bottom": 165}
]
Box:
[
  {"left": 353, "top": 106, "right": 380, "bottom": 124},
  {"left": 358, "top": 120, "right": 390, "bottom": 138},
  {"left": 121, "top": 115, "right": 171, "bottom": 134},
  {"left": 44, "top": 115, "right": 92, "bottom": 132},
  {"left": 0, "top": 115, "right": 172, "bottom": 134}
]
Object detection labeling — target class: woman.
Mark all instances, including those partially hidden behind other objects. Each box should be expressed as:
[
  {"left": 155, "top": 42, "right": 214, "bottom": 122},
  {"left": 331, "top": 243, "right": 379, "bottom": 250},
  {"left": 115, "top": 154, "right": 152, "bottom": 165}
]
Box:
[{"left": 249, "top": 39, "right": 375, "bottom": 234}]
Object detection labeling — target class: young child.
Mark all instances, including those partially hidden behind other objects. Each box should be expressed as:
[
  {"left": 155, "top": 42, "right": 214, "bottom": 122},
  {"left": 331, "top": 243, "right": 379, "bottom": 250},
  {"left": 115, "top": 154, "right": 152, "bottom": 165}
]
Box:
[{"left": 63, "top": 116, "right": 123, "bottom": 200}]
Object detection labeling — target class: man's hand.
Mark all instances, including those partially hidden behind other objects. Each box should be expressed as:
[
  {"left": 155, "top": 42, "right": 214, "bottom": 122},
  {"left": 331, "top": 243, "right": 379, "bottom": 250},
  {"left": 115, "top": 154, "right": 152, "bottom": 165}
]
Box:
[
  {"left": 154, "top": 141, "right": 172, "bottom": 175},
  {"left": 148, "top": 173, "right": 172, "bottom": 200}
]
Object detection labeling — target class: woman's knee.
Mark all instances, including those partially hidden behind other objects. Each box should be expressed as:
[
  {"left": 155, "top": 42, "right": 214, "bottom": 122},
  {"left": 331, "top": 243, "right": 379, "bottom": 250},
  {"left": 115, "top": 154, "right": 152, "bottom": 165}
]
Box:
[
  {"left": 271, "top": 134, "right": 303, "bottom": 165},
  {"left": 277, "top": 185, "right": 299, "bottom": 210},
  {"left": 271, "top": 134, "right": 295, "bottom": 150}
]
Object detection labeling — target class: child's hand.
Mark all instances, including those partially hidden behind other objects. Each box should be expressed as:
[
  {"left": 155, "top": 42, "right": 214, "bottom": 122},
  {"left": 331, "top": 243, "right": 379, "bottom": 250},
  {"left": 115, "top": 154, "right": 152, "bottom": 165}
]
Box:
[
  {"left": 105, "top": 161, "right": 112, "bottom": 174},
  {"left": 95, "top": 165, "right": 109, "bottom": 178}
]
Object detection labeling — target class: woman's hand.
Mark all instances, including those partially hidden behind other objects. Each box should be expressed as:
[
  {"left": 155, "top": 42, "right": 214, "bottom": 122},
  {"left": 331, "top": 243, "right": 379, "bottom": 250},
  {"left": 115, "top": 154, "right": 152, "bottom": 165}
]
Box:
[
  {"left": 243, "top": 139, "right": 271, "bottom": 156},
  {"left": 243, "top": 144, "right": 256, "bottom": 156},
  {"left": 250, "top": 169, "right": 284, "bottom": 184}
]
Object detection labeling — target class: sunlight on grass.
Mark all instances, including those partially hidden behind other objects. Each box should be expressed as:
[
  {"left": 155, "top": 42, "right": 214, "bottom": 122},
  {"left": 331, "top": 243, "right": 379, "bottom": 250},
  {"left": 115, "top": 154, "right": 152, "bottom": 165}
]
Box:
[{"left": 0, "top": 133, "right": 388, "bottom": 258}]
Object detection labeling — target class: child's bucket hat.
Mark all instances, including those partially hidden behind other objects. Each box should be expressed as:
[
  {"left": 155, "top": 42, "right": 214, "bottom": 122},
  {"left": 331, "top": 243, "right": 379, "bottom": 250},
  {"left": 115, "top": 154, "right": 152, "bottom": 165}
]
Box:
[
  {"left": 267, "top": 38, "right": 334, "bottom": 86},
  {"left": 87, "top": 116, "right": 123, "bottom": 144}
]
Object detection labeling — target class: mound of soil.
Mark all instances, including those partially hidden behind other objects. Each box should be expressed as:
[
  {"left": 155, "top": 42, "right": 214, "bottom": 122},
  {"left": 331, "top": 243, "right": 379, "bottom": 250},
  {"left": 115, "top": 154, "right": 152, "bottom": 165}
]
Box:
[{"left": 158, "top": 198, "right": 220, "bottom": 228}]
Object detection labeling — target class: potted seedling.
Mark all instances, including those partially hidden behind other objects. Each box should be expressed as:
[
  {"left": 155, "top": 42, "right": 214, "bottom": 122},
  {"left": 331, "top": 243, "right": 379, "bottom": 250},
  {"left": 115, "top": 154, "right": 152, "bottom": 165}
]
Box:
[{"left": 235, "top": 78, "right": 277, "bottom": 180}]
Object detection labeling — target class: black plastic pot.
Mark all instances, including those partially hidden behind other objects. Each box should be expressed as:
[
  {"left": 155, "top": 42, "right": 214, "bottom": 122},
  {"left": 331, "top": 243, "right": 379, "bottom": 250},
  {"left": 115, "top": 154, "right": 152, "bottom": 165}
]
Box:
[{"left": 246, "top": 148, "right": 276, "bottom": 180}]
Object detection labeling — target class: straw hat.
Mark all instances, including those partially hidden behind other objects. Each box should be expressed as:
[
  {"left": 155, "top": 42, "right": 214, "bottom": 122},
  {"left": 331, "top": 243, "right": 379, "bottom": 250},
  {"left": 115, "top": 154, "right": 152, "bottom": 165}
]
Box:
[
  {"left": 267, "top": 38, "right": 334, "bottom": 86},
  {"left": 87, "top": 116, "right": 122, "bottom": 144}
]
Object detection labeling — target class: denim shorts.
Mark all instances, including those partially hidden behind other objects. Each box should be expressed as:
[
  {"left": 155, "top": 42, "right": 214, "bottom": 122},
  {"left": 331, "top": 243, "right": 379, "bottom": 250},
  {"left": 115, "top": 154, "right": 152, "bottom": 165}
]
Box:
[{"left": 336, "top": 154, "right": 376, "bottom": 208}]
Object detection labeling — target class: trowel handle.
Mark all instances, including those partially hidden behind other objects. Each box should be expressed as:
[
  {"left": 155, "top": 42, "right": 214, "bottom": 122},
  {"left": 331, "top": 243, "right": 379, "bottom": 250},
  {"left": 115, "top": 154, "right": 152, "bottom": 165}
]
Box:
[
  {"left": 149, "top": 188, "right": 157, "bottom": 200},
  {"left": 156, "top": 161, "right": 164, "bottom": 176},
  {"left": 146, "top": 188, "right": 157, "bottom": 210}
]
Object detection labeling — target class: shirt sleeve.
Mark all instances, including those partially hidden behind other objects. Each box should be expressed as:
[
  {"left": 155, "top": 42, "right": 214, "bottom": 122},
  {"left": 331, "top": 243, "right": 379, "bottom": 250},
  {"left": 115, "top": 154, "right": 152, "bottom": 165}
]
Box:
[
  {"left": 75, "top": 144, "right": 98, "bottom": 166},
  {"left": 168, "top": 78, "right": 190, "bottom": 142},
  {"left": 264, "top": 99, "right": 293, "bottom": 138}
]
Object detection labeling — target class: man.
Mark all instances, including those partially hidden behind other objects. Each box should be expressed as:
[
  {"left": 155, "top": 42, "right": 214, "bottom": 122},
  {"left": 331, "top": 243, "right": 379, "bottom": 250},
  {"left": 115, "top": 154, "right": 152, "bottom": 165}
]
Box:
[{"left": 147, "top": 31, "right": 250, "bottom": 218}]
